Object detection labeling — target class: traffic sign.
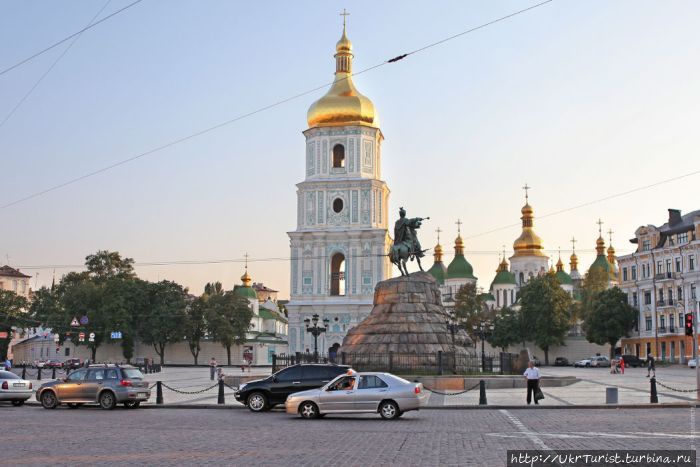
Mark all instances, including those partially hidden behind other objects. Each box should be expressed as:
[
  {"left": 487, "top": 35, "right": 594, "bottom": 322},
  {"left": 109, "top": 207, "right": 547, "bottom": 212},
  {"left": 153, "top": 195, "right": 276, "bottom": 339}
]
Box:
[
  {"left": 0, "top": 331, "right": 8, "bottom": 339},
  {"left": 70, "top": 317, "right": 80, "bottom": 327},
  {"left": 78, "top": 332, "right": 85, "bottom": 342},
  {"left": 80, "top": 315, "right": 89, "bottom": 325},
  {"left": 110, "top": 331, "right": 122, "bottom": 340},
  {"left": 89, "top": 332, "right": 95, "bottom": 343}
]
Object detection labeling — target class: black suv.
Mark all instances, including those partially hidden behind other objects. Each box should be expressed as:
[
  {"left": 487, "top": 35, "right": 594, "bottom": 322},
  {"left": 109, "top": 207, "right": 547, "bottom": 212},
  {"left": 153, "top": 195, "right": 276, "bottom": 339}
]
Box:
[
  {"left": 620, "top": 355, "right": 644, "bottom": 368},
  {"left": 235, "top": 364, "right": 350, "bottom": 412}
]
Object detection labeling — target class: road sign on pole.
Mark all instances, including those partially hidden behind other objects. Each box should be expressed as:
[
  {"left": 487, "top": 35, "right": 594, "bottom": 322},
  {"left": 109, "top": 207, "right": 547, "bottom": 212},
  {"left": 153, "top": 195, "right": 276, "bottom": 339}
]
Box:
[
  {"left": 80, "top": 315, "right": 89, "bottom": 326},
  {"left": 78, "top": 332, "right": 85, "bottom": 342},
  {"left": 89, "top": 332, "right": 95, "bottom": 343},
  {"left": 70, "top": 317, "right": 79, "bottom": 327}
]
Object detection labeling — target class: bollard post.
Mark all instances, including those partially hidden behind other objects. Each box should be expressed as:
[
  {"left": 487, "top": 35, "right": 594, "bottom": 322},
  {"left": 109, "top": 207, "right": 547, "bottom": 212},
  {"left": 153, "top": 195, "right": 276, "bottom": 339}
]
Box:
[
  {"left": 21, "top": 366, "right": 26, "bottom": 379},
  {"left": 479, "top": 380, "right": 487, "bottom": 405},
  {"left": 650, "top": 377, "right": 658, "bottom": 403},
  {"left": 218, "top": 379, "right": 225, "bottom": 404},
  {"left": 37, "top": 368, "right": 42, "bottom": 380},
  {"left": 52, "top": 367, "right": 56, "bottom": 379},
  {"left": 437, "top": 351, "right": 443, "bottom": 376},
  {"left": 156, "top": 381, "right": 163, "bottom": 405}
]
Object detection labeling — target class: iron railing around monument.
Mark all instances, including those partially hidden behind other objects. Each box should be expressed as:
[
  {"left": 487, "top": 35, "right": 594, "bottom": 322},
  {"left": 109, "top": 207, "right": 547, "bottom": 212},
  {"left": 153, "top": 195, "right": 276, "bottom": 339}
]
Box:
[{"left": 271, "top": 351, "right": 518, "bottom": 375}]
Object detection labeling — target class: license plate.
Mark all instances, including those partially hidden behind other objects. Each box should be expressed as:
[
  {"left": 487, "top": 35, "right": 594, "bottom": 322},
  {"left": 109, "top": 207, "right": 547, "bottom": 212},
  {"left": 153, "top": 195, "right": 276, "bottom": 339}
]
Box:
[
  {"left": 13, "top": 383, "right": 25, "bottom": 387},
  {"left": 138, "top": 392, "right": 147, "bottom": 398}
]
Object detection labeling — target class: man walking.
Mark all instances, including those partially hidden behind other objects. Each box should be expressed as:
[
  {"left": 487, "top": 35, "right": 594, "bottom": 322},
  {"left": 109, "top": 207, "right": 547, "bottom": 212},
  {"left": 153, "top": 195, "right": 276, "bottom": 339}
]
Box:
[
  {"left": 210, "top": 357, "right": 218, "bottom": 381},
  {"left": 523, "top": 360, "right": 541, "bottom": 405},
  {"left": 646, "top": 353, "right": 655, "bottom": 378}
]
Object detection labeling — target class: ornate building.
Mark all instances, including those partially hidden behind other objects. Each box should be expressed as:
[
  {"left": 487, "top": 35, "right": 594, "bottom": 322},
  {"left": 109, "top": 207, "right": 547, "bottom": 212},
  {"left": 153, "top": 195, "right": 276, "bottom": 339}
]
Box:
[
  {"left": 509, "top": 188, "right": 549, "bottom": 286},
  {"left": 286, "top": 21, "right": 392, "bottom": 354}
]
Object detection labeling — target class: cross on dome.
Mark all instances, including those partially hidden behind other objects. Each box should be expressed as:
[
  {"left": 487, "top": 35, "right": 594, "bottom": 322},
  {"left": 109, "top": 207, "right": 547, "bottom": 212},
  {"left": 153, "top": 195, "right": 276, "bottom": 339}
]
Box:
[
  {"left": 522, "top": 183, "right": 531, "bottom": 203},
  {"left": 435, "top": 226, "right": 442, "bottom": 244},
  {"left": 340, "top": 9, "right": 350, "bottom": 28},
  {"left": 570, "top": 237, "right": 577, "bottom": 252},
  {"left": 596, "top": 219, "right": 604, "bottom": 237},
  {"left": 455, "top": 219, "right": 463, "bottom": 236},
  {"left": 607, "top": 228, "right": 614, "bottom": 244}
]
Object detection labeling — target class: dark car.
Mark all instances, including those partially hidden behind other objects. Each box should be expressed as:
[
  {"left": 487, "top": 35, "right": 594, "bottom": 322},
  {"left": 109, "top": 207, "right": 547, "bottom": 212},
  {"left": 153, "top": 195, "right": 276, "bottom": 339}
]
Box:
[
  {"left": 63, "top": 358, "right": 83, "bottom": 370},
  {"left": 235, "top": 364, "right": 351, "bottom": 412},
  {"left": 553, "top": 357, "right": 570, "bottom": 366},
  {"left": 620, "top": 355, "right": 644, "bottom": 368},
  {"left": 44, "top": 360, "right": 63, "bottom": 369}
]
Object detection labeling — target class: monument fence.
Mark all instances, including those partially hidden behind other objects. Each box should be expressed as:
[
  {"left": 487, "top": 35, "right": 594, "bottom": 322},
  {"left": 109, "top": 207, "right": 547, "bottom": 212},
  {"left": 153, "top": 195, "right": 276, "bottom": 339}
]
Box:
[{"left": 272, "top": 351, "right": 519, "bottom": 376}]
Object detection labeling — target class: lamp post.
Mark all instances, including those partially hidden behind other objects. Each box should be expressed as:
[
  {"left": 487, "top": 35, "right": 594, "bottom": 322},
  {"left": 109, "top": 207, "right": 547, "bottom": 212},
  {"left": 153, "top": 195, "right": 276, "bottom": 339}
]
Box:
[
  {"left": 473, "top": 320, "right": 494, "bottom": 372},
  {"left": 445, "top": 312, "right": 464, "bottom": 348},
  {"left": 304, "top": 314, "right": 329, "bottom": 363}
]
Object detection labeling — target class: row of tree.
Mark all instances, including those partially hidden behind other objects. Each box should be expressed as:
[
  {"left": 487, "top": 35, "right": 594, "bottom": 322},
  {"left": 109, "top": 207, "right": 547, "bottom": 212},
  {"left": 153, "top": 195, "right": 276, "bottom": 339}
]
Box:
[
  {"left": 4, "top": 251, "right": 254, "bottom": 364},
  {"left": 452, "top": 267, "right": 637, "bottom": 364}
]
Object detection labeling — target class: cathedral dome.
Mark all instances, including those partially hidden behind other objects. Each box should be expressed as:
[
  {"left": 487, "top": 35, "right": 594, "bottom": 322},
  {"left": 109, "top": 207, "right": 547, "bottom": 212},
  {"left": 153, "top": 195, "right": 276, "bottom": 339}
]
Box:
[
  {"left": 513, "top": 202, "right": 546, "bottom": 257},
  {"left": 491, "top": 259, "right": 516, "bottom": 286},
  {"left": 447, "top": 234, "right": 476, "bottom": 280},
  {"left": 307, "top": 25, "right": 379, "bottom": 129},
  {"left": 233, "top": 268, "right": 257, "bottom": 300},
  {"left": 427, "top": 240, "right": 447, "bottom": 284}
]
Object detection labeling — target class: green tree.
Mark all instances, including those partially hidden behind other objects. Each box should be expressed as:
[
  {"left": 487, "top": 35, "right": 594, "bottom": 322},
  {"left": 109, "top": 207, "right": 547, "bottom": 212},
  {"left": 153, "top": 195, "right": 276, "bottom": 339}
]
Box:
[
  {"left": 185, "top": 295, "right": 207, "bottom": 365},
  {"left": 137, "top": 281, "right": 187, "bottom": 365},
  {"left": 205, "top": 291, "right": 254, "bottom": 365},
  {"left": 453, "top": 283, "right": 487, "bottom": 331},
  {"left": 520, "top": 273, "right": 572, "bottom": 365},
  {"left": 100, "top": 278, "right": 149, "bottom": 362},
  {"left": 580, "top": 266, "right": 609, "bottom": 320},
  {"left": 488, "top": 307, "right": 522, "bottom": 351},
  {"left": 583, "top": 287, "right": 637, "bottom": 359},
  {"left": 84, "top": 250, "right": 135, "bottom": 282},
  {"left": 0, "top": 290, "right": 29, "bottom": 360}
]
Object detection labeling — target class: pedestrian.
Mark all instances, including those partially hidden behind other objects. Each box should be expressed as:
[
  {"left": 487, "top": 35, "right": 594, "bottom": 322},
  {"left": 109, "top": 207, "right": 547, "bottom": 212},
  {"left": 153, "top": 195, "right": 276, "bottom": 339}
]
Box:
[
  {"left": 4, "top": 358, "right": 11, "bottom": 371},
  {"left": 523, "top": 360, "right": 541, "bottom": 405},
  {"left": 210, "top": 357, "right": 217, "bottom": 381},
  {"left": 619, "top": 356, "right": 625, "bottom": 375},
  {"left": 646, "top": 353, "right": 655, "bottom": 378},
  {"left": 217, "top": 366, "right": 225, "bottom": 381}
]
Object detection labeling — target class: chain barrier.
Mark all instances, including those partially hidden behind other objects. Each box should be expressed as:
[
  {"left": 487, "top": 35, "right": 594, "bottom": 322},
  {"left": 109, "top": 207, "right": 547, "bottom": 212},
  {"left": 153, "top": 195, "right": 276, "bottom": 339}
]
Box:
[
  {"left": 160, "top": 382, "right": 219, "bottom": 395},
  {"left": 223, "top": 382, "right": 239, "bottom": 392},
  {"left": 423, "top": 381, "right": 482, "bottom": 396},
  {"left": 149, "top": 382, "right": 158, "bottom": 390},
  {"left": 655, "top": 380, "right": 699, "bottom": 393}
]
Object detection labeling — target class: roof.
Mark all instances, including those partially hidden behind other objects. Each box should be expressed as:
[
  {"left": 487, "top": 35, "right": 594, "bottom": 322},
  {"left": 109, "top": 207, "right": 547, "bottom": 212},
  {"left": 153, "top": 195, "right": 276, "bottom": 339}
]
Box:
[
  {"left": 555, "top": 269, "right": 573, "bottom": 286},
  {"left": 252, "top": 282, "right": 278, "bottom": 293},
  {"left": 0, "top": 265, "right": 30, "bottom": 278},
  {"left": 446, "top": 255, "right": 476, "bottom": 280},
  {"left": 258, "top": 308, "right": 288, "bottom": 323},
  {"left": 491, "top": 269, "right": 516, "bottom": 286},
  {"left": 479, "top": 292, "right": 495, "bottom": 302},
  {"left": 233, "top": 284, "right": 257, "bottom": 300},
  {"left": 427, "top": 262, "right": 447, "bottom": 285}
]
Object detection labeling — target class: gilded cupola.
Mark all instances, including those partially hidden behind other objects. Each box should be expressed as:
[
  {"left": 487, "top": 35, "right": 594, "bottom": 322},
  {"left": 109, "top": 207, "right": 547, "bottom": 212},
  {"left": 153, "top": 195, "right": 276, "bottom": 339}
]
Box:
[
  {"left": 512, "top": 187, "right": 546, "bottom": 257},
  {"left": 306, "top": 18, "right": 379, "bottom": 129},
  {"left": 427, "top": 227, "right": 448, "bottom": 284}
]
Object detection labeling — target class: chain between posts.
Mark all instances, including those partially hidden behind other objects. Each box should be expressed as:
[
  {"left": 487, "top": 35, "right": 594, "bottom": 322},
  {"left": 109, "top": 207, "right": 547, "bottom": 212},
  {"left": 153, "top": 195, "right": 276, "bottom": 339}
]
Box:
[
  {"left": 160, "top": 382, "right": 219, "bottom": 395},
  {"left": 655, "top": 380, "right": 700, "bottom": 393},
  {"left": 422, "top": 381, "right": 482, "bottom": 396}
]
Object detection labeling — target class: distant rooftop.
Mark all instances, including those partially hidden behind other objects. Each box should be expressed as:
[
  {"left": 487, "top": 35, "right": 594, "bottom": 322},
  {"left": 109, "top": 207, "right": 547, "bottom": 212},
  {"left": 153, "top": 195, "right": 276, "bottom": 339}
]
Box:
[{"left": 0, "top": 265, "right": 30, "bottom": 278}]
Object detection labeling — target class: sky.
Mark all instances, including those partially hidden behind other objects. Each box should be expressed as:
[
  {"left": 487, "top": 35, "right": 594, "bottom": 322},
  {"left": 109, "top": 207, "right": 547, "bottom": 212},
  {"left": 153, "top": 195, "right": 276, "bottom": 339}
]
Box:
[{"left": 1, "top": 0, "right": 699, "bottom": 298}]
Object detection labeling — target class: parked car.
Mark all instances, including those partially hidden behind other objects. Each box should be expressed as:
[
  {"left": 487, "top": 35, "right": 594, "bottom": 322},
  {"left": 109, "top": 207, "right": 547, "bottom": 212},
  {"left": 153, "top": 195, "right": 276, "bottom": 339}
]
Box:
[
  {"left": 36, "top": 364, "right": 150, "bottom": 410},
  {"left": 286, "top": 371, "right": 429, "bottom": 420},
  {"left": 235, "top": 363, "right": 351, "bottom": 412},
  {"left": 0, "top": 370, "right": 32, "bottom": 406},
  {"left": 573, "top": 358, "right": 592, "bottom": 368},
  {"left": 33, "top": 360, "right": 46, "bottom": 369},
  {"left": 620, "top": 355, "right": 644, "bottom": 368},
  {"left": 689, "top": 359, "right": 697, "bottom": 369},
  {"left": 44, "top": 360, "right": 63, "bottom": 369},
  {"left": 553, "top": 357, "right": 570, "bottom": 366},
  {"left": 590, "top": 356, "right": 610, "bottom": 367},
  {"left": 63, "top": 358, "right": 83, "bottom": 370}
]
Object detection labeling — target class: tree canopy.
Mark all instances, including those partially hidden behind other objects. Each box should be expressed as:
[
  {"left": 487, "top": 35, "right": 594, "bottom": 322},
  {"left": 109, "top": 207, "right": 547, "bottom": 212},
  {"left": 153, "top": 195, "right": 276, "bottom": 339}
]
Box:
[{"left": 583, "top": 286, "right": 637, "bottom": 359}]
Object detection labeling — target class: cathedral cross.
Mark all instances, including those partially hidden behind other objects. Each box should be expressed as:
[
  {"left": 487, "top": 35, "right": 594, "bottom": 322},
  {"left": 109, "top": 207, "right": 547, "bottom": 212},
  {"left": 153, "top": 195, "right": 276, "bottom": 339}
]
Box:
[
  {"left": 607, "top": 228, "right": 614, "bottom": 244},
  {"left": 522, "top": 183, "right": 530, "bottom": 202},
  {"left": 455, "top": 219, "right": 462, "bottom": 236},
  {"left": 435, "top": 227, "right": 442, "bottom": 244},
  {"left": 570, "top": 237, "right": 577, "bottom": 253},
  {"left": 244, "top": 252, "right": 249, "bottom": 270},
  {"left": 596, "top": 218, "right": 604, "bottom": 237},
  {"left": 340, "top": 9, "right": 350, "bottom": 28}
]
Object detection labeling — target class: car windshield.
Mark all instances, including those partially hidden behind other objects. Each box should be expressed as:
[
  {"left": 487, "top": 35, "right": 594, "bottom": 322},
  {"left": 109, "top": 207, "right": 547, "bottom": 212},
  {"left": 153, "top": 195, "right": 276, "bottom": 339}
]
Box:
[
  {"left": 0, "top": 371, "right": 20, "bottom": 379},
  {"left": 122, "top": 368, "right": 144, "bottom": 379}
]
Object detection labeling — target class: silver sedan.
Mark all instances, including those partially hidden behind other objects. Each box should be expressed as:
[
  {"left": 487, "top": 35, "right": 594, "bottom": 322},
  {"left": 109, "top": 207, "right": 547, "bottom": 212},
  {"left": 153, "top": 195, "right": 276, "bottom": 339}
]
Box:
[
  {"left": 0, "top": 370, "right": 33, "bottom": 406},
  {"left": 285, "top": 372, "right": 429, "bottom": 420}
]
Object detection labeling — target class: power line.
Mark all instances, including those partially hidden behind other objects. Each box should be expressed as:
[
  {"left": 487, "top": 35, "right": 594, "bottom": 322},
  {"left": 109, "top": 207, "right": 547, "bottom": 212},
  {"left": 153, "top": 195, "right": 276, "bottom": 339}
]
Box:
[
  {"left": 0, "top": 0, "right": 554, "bottom": 210},
  {"left": 0, "top": 0, "right": 143, "bottom": 78},
  {"left": 0, "top": 0, "right": 113, "bottom": 129}
]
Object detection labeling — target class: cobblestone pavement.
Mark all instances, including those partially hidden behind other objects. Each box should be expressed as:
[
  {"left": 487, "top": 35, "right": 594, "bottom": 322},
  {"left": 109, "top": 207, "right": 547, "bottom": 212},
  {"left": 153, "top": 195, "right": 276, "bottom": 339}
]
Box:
[{"left": 3, "top": 405, "right": 699, "bottom": 466}]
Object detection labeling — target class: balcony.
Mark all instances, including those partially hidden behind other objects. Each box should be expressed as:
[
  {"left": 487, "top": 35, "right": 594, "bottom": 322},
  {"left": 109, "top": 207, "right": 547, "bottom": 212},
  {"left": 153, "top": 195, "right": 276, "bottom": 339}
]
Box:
[
  {"left": 656, "top": 299, "right": 675, "bottom": 308},
  {"left": 669, "top": 326, "right": 676, "bottom": 333},
  {"left": 655, "top": 272, "right": 675, "bottom": 281}
]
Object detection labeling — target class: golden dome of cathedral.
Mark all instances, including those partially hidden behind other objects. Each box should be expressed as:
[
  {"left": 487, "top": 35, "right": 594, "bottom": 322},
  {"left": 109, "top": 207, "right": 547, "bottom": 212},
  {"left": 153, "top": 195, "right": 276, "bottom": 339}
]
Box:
[
  {"left": 306, "top": 25, "right": 379, "bottom": 129},
  {"left": 513, "top": 202, "right": 546, "bottom": 257}
]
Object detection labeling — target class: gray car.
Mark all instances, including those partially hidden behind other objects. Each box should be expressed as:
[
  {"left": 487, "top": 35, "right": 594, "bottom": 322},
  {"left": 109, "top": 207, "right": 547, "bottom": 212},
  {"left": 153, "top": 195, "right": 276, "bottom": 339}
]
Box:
[
  {"left": 0, "top": 370, "right": 33, "bottom": 406},
  {"left": 36, "top": 364, "right": 150, "bottom": 410},
  {"left": 285, "top": 372, "right": 429, "bottom": 420}
]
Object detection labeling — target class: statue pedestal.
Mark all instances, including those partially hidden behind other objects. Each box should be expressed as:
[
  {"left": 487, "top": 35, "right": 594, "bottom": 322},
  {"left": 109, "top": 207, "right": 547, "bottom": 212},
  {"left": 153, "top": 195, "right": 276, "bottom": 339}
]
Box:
[{"left": 340, "top": 272, "right": 472, "bottom": 358}]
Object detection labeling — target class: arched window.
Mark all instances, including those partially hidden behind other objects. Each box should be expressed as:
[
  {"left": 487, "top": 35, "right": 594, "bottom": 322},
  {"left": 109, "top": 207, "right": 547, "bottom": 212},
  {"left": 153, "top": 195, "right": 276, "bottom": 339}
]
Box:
[
  {"left": 332, "top": 198, "right": 343, "bottom": 213},
  {"left": 518, "top": 272, "right": 524, "bottom": 285},
  {"left": 333, "top": 144, "right": 345, "bottom": 168},
  {"left": 330, "top": 253, "right": 346, "bottom": 296}
]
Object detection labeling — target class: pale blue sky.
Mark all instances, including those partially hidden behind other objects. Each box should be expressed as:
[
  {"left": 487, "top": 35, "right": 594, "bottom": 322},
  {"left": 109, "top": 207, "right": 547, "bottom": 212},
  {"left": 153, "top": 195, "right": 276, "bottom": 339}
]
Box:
[{"left": 1, "top": 0, "right": 698, "bottom": 296}]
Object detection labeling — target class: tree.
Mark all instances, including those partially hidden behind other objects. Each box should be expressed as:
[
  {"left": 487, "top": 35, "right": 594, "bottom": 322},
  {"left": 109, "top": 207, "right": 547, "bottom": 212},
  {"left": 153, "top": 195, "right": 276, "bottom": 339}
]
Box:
[
  {"left": 583, "top": 287, "right": 637, "bottom": 359},
  {"left": 488, "top": 307, "right": 522, "bottom": 351},
  {"left": 100, "top": 278, "right": 149, "bottom": 362},
  {"left": 580, "top": 266, "right": 609, "bottom": 320},
  {"left": 137, "top": 281, "right": 187, "bottom": 365},
  {"left": 519, "top": 273, "right": 572, "bottom": 365},
  {"left": 453, "top": 283, "right": 487, "bottom": 331},
  {"left": 205, "top": 291, "right": 254, "bottom": 365},
  {"left": 185, "top": 295, "right": 207, "bottom": 365},
  {"left": 0, "top": 290, "right": 29, "bottom": 359},
  {"left": 84, "top": 250, "right": 135, "bottom": 282}
]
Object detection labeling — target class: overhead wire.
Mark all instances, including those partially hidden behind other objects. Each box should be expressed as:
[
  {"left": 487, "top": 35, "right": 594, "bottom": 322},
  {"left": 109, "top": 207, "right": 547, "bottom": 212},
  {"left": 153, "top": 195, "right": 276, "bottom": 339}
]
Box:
[{"left": 0, "top": 0, "right": 554, "bottom": 210}]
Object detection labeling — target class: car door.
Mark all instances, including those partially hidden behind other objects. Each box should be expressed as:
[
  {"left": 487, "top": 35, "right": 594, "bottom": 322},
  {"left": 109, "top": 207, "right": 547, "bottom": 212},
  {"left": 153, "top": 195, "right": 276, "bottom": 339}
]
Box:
[
  {"left": 318, "top": 375, "right": 357, "bottom": 412},
  {"left": 83, "top": 369, "right": 106, "bottom": 401},
  {"left": 57, "top": 369, "right": 88, "bottom": 401},
  {"left": 300, "top": 366, "right": 330, "bottom": 392},
  {"left": 269, "top": 366, "right": 303, "bottom": 404},
  {"left": 355, "top": 375, "right": 390, "bottom": 411}
]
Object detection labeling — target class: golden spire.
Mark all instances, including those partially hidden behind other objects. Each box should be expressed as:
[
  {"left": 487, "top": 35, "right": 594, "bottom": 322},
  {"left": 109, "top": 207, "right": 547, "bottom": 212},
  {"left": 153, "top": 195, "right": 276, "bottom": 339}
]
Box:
[
  {"left": 306, "top": 12, "right": 378, "bottom": 129},
  {"left": 556, "top": 248, "right": 564, "bottom": 272},
  {"left": 569, "top": 237, "right": 578, "bottom": 271},
  {"left": 606, "top": 228, "right": 616, "bottom": 262},
  {"left": 454, "top": 219, "right": 464, "bottom": 255},
  {"left": 512, "top": 184, "right": 546, "bottom": 257},
  {"left": 595, "top": 219, "right": 606, "bottom": 256},
  {"left": 434, "top": 227, "right": 444, "bottom": 262},
  {"left": 241, "top": 252, "right": 252, "bottom": 286}
]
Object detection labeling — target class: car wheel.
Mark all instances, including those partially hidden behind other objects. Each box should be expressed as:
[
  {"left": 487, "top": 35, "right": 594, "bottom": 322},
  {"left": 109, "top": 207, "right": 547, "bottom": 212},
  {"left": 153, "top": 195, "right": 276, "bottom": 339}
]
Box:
[
  {"left": 299, "top": 401, "right": 319, "bottom": 419},
  {"left": 99, "top": 391, "right": 117, "bottom": 410},
  {"left": 379, "top": 401, "right": 400, "bottom": 420},
  {"left": 247, "top": 392, "right": 269, "bottom": 412},
  {"left": 124, "top": 401, "right": 141, "bottom": 409},
  {"left": 11, "top": 400, "right": 24, "bottom": 407},
  {"left": 67, "top": 403, "right": 83, "bottom": 409},
  {"left": 41, "top": 391, "right": 58, "bottom": 409}
]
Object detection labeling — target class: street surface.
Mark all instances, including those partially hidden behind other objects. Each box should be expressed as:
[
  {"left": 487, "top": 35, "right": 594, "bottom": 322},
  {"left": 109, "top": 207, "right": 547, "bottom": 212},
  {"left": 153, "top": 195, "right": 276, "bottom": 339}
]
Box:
[{"left": 3, "top": 405, "right": 699, "bottom": 466}]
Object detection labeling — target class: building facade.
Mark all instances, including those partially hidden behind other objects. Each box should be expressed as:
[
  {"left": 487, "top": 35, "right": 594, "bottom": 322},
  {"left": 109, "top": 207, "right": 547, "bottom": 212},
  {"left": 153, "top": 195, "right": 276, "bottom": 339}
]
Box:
[
  {"left": 619, "top": 209, "right": 700, "bottom": 362},
  {"left": 286, "top": 23, "right": 392, "bottom": 354}
]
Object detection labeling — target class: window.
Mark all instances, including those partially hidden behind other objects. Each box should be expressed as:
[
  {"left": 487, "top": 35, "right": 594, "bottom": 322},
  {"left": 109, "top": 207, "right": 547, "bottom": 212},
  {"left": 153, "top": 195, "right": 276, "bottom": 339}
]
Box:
[
  {"left": 679, "top": 313, "right": 684, "bottom": 329},
  {"left": 670, "top": 315, "right": 675, "bottom": 330},
  {"left": 665, "top": 259, "right": 672, "bottom": 273},
  {"left": 276, "top": 366, "right": 302, "bottom": 382},
  {"left": 659, "top": 289, "right": 664, "bottom": 302},
  {"left": 330, "top": 253, "right": 346, "bottom": 296},
  {"left": 644, "top": 291, "right": 652, "bottom": 305},
  {"left": 690, "top": 256, "right": 696, "bottom": 271},
  {"left": 332, "top": 144, "right": 345, "bottom": 168},
  {"left": 67, "top": 369, "right": 87, "bottom": 381},
  {"left": 678, "top": 286, "right": 683, "bottom": 301},
  {"left": 88, "top": 369, "right": 106, "bottom": 380},
  {"left": 332, "top": 198, "right": 343, "bottom": 213},
  {"left": 122, "top": 368, "right": 144, "bottom": 379},
  {"left": 678, "top": 232, "right": 689, "bottom": 244},
  {"left": 642, "top": 239, "right": 651, "bottom": 251},
  {"left": 656, "top": 261, "right": 663, "bottom": 275},
  {"left": 622, "top": 268, "right": 628, "bottom": 282},
  {"left": 631, "top": 265, "right": 637, "bottom": 280},
  {"left": 632, "top": 292, "right": 638, "bottom": 307},
  {"left": 105, "top": 369, "right": 119, "bottom": 380},
  {"left": 692, "top": 284, "right": 697, "bottom": 300},
  {"left": 660, "top": 316, "right": 665, "bottom": 328},
  {"left": 675, "top": 258, "right": 682, "bottom": 273},
  {"left": 64, "top": 348, "right": 70, "bottom": 357},
  {"left": 327, "top": 376, "right": 356, "bottom": 391},
  {"left": 358, "top": 375, "right": 389, "bottom": 389},
  {"left": 645, "top": 318, "right": 652, "bottom": 331},
  {"left": 301, "top": 366, "right": 329, "bottom": 381}
]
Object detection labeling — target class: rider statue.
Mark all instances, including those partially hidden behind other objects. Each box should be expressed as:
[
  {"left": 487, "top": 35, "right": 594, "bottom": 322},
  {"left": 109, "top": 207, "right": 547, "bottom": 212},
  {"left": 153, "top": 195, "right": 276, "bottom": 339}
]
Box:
[{"left": 390, "top": 207, "right": 429, "bottom": 276}]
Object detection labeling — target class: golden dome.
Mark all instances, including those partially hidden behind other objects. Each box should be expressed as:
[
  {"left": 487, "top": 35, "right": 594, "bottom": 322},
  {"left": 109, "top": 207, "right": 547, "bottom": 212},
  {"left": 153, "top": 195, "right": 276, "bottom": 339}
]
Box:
[
  {"left": 556, "top": 256, "right": 564, "bottom": 271},
  {"left": 570, "top": 252, "right": 579, "bottom": 271},
  {"left": 241, "top": 270, "right": 252, "bottom": 287},
  {"left": 513, "top": 202, "right": 546, "bottom": 257},
  {"left": 454, "top": 234, "right": 465, "bottom": 255},
  {"left": 306, "top": 24, "right": 379, "bottom": 129},
  {"left": 434, "top": 242, "right": 443, "bottom": 262}
]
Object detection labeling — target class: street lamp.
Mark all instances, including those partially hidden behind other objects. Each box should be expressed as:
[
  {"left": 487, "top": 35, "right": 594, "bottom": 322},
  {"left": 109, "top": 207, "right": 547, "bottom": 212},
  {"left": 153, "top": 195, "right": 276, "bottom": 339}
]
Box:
[
  {"left": 304, "top": 314, "right": 329, "bottom": 363},
  {"left": 445, "top": 312, "right": 464, "bottom": 348},
  {"left": 473, "top": 320, "right": 494, "bottom": 372}
]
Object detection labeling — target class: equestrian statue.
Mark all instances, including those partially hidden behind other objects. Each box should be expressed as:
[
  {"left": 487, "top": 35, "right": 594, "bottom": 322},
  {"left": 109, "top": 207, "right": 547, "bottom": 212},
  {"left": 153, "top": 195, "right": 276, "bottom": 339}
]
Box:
[{"left": 389, "top": 207, "right": 429, "bottom": 276}]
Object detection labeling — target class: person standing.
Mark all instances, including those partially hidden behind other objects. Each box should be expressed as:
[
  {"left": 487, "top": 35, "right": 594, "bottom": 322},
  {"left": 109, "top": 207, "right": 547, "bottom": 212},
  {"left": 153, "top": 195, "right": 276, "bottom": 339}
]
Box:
[
  {"left": 523, "top": 360, "right": 541, "bottom": 405},
  {"left": 210, "top": 357, "right": 218, "bottom": 381},
  {"left": 4, "top": 358, "right": 11, "bottom": 371},
  {"left": 646, "top": 353, "right": 655, "bottom": 378},
  {"left": 619, "top": 356, "right": 625, "bottom": 375}
]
